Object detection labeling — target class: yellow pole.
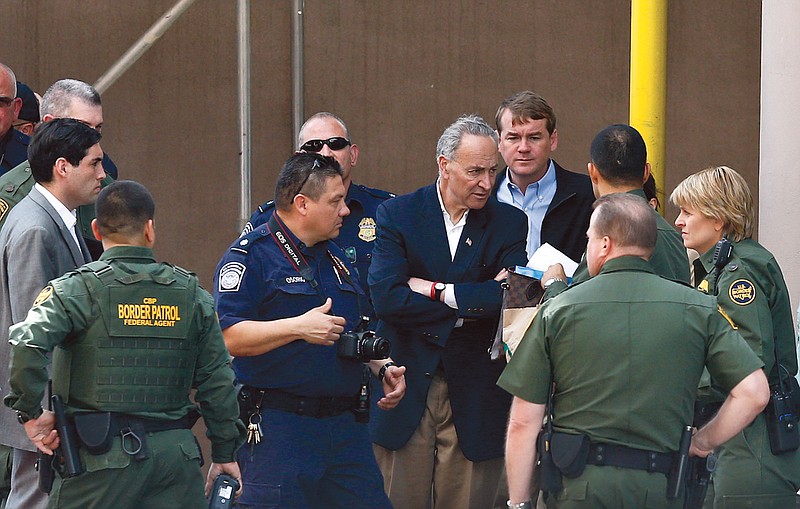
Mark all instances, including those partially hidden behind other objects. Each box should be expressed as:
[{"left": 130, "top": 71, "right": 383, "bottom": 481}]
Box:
[{"left": 630, "top": 0, "right": 668, "bottom": 214}]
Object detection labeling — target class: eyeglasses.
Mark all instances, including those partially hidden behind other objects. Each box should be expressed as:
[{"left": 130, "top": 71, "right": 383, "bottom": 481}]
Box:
[
  {"left": 0, "top": 96, "right": 16, "bottom": 108},
  {"left": 299, "top": 137, "right": 351, "bottom": 153}
]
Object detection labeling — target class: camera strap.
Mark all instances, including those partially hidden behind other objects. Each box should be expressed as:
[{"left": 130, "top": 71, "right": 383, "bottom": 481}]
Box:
[{"left": 267, "top": 212, "right": 372, "bottom": 318}]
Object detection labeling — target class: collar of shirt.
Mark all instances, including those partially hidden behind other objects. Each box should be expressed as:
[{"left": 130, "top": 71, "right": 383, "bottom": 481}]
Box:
[
  {"left": 34, "top": 182, "right": 80, "bottom": 247},
  {"left": 496, "top": 160, "right": 557, "bottom": 258},
  {"left": 435, "top": 178, "right": 469, "bottom": 260}
]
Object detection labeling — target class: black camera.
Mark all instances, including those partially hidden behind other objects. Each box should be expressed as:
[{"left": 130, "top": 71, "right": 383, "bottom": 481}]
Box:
[
  {"left": 337, "top": 317, "right": 390, "bottom": 361},
  {"left": 766, "top": 387, "right": 800, "bottom": 454}
]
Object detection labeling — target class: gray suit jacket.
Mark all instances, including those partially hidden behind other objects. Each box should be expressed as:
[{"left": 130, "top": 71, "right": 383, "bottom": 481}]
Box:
[{"left": 0, "top": 187, "right": 90, "bottom": 450}]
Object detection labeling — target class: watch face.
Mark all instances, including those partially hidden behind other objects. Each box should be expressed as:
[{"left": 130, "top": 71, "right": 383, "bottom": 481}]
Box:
[
  {"left": 435, "top": 283, "right": 446, "bottom": 291},
  {"left": 16, "top": 411, "right": 30, "bottom": 424}
]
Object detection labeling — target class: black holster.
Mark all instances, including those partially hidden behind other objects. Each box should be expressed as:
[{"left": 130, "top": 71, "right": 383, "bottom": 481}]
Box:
[
  {"left": 537, "top": 428, "right": 563, "bottom": 493},
  {"left": 550, "top": 432, "right": 590, "bottom": 478}
]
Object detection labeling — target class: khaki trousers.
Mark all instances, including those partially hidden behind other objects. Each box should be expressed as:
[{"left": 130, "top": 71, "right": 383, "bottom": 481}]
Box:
[{"left": 373, "top": 373, "right": 503, "bottom": 509}]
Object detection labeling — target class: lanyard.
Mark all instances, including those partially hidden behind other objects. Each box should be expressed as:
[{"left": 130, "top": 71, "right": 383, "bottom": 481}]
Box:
[{"left": 266, "top": 212, "right": 372, "bottom": 319}]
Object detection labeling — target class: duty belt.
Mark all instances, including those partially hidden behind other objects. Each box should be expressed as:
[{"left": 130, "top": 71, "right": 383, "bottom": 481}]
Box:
[
  {"left": 586, "top": 442, "right": 674, "bottom": 475},
  {"left": 244, "top": 386, "right": 357, "bottom": 419}
]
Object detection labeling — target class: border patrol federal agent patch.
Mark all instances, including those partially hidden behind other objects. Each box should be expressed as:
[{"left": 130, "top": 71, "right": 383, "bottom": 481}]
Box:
[
  {"left": 33, "top": 285, "right": 53, "bottom": 307},
  {"left": 219, "top": 262, "right": 246, "bottom": 293},
  {"left": 0, "top": 198, "right": 8, "bottom": 222},
  {"left": 729, "top": 279, "right": 755, "bottom": 305},
  {"left": 358, "top": 217, "right": 377, "bottom": 242}
]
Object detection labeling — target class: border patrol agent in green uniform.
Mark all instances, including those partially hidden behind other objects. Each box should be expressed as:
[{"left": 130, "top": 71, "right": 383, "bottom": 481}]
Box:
[
  {"left": 499, "top": 194, "right": 769, "bottom": 509},
  {"left": 672, "top": 166, "right": 800, "bottom": 509},
  {"left": 3, "top": 180, "right": 244, "bottom": 509},
  {"left": 540, "top": 124, "right": 689, "bottom": 300}
]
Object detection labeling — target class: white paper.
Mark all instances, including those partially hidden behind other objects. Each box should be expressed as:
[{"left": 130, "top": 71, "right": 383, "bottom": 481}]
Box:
[{"left": 525, "top": 242, "right": 579, "bottom": 279}]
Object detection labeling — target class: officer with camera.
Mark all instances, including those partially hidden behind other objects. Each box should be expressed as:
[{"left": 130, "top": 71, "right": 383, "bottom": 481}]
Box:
[
  {"left": 3, "top": 180, "right": 244, "bottom": 508},
  {"left": 499, "top": 193, "right": 770, "bottom": 509},
  {"left": 213, "top": 152, "right": 405, "bottom": 509},
  {"left": 672, "top": 166, "right": 800, "bottom": 508}
]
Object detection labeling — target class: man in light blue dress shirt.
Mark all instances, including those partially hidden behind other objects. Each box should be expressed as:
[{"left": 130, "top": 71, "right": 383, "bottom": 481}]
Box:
[{"left": 493, "top": 91, "right": 594, "bottom": 263}]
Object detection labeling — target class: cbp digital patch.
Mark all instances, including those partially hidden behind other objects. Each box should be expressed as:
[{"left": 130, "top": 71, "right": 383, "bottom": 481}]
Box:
[
  {"left": 729, "top": 279, "right": 756, "bottom": 305},
  {"left": 32, "top": 285, "right": 53, "bottom": 307},
  {"left": 218, "top": 262, "right": 246, "bottom": 293}
]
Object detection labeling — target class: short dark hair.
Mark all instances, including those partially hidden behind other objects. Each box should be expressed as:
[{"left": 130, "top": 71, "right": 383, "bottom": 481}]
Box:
[
  {"left": 592, "top": 193, "right": 656, "bottom": 255},
  {"left": 274, "top": 153, "right": 343, "bottom": 210},
  {"left": 590, "top": 124, "right": 647, "bottom": 186},
  {"left": 27, "top": 118, "right": 102, "bottom": 183},
  {"left": 95, "top": 180, "right": 155, "bottom": 237},
  {"left": 495, "top": 91, "right": 556, "bottom": 135}
]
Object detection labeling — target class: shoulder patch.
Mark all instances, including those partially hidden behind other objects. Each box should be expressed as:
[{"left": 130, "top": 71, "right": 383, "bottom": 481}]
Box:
[
  {"left": 358, "top": 217, "right": 377, "bottom": 242},
  {"left": 32, "top": 285, "right": 54, "bottom": 307},
  {"left": 728, "top": 279, "right": 756, "bottom": 305},
  {"left": 240, "top": 221, "right": 254, "bottom": 237},
  {"left": 218, "top": 262, "right": 246, "bottom": 293},
  {"left": 0, "top": 198, "right": 8, "bottom": 222}
]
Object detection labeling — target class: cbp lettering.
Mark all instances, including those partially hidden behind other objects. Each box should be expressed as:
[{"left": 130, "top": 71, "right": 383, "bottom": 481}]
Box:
[{"left": 117, "top": 297, "right": 181, "bottom": 327}]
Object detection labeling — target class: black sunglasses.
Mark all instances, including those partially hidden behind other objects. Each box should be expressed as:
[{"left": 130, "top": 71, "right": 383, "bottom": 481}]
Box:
[{"left": 300, "top": 137, "right": 351, "bottom": 153}]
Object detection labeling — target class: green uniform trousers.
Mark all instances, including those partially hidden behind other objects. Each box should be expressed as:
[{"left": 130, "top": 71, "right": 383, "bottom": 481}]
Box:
[
  {"left": 0, "top": 444, "right": 10, "bottom": 509},
  {"left": 710, "top": 414, "right": 799, "bottom": 509},
  {"left": 544, "top": 465, "right": 682, "bottom": 509},
  {"left": 47, "top": 429, "right": 205, "bottom": 509}
]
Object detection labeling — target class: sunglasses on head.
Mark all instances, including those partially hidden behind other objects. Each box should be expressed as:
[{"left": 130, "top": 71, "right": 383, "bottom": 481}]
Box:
[{"left": 300, "top": 136, "right": 351, "bottom": 153}]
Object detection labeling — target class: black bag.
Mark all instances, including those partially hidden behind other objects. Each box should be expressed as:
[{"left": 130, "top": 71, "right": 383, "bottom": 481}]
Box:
[{"left": 490, "top": 268, "right": 544, "bottom": 361}]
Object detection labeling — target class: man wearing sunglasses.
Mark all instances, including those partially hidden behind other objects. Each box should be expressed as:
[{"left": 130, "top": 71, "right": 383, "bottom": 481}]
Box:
[
  {"left": 242, "top": 112, "right": 394, "bottom": 298},
  {"left": 0, "top": 63, "right": 30, "bottom": 177},
  {"left": 0, "top": 79, "right": 118, "bottom": 261}
]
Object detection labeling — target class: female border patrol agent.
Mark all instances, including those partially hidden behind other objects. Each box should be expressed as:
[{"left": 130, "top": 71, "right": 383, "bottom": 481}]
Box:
[{"left": 672, "top": 166, "right": 800, "bottom": 508}]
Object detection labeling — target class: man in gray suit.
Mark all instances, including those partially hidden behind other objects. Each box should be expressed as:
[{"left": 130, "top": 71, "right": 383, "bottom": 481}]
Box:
[{"left": 0, "top": 118, "right": 103, "bottom": 509}]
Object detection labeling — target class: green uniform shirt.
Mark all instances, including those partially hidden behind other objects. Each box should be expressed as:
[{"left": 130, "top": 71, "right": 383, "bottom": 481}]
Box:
[
  {"left": 543, "top": 189, "right": 690, "bottom": 299},
  {"left": 696, "top": 237, "right": 796, "bottom": 384},
  {"left": 499, "top": 256, "right": 762, "bottom": 453},
  {"left": 4, "top": 245, "right": 243, "bottom": 462}
]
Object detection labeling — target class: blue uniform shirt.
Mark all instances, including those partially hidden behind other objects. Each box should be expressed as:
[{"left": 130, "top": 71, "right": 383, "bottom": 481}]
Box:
[
  {"left": 241, "top": 182, "right": 394, "bottom": 295},
  {"left": 214, "top": 215, "right": 368, "bottom": 397}
]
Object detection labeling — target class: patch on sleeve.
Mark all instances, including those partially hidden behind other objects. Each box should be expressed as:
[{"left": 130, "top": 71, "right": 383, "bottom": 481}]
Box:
[
  {"left": 728, "top": 279, "right": 756, "bottom": 306},
  {"left": 0, "top": 198, "right": 8, "bottom": 222},
  {"left": 218, "top": 262, "right": 246, "bottom": 293},
  {"left": 32, "top": 285, "right": 53, "bottom": 307}
]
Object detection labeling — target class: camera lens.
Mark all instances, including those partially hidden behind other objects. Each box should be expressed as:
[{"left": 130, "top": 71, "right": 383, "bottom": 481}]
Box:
[{"left": 361, "top": 336, "right": 391, "bottom": 359}]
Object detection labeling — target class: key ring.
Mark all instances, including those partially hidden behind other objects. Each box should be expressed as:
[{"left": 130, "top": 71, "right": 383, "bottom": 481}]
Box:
[{"left": 120, "top": 428, "right": 143, "bottom": 456}]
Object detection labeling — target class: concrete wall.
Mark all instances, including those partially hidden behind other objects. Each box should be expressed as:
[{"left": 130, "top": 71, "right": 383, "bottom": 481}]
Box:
[{"left": 2, "top": 0, "right": 762, "bottom": 287}]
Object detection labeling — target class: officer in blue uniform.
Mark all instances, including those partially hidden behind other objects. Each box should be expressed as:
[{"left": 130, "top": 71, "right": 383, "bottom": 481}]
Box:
[
  {"left": 0, "top": 65, "right": 29, "bottom": 176},
  {"left": 214, "top": 153, "right": 405, "bottom": 509},
  {"left": 241, "top": 112, "right": 394, "bottom": 295}
]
